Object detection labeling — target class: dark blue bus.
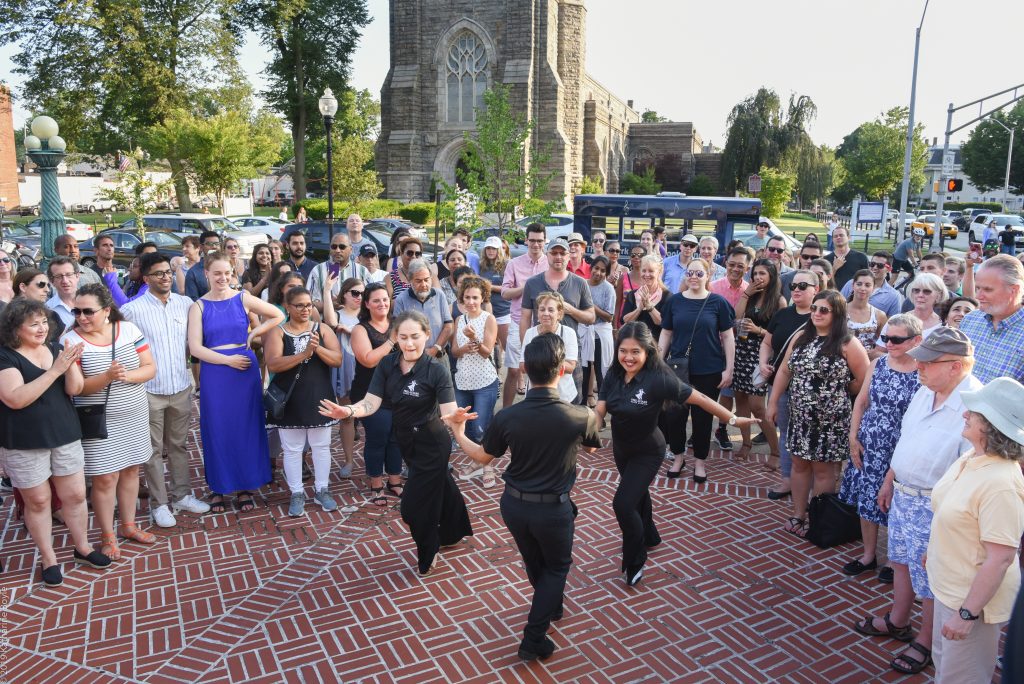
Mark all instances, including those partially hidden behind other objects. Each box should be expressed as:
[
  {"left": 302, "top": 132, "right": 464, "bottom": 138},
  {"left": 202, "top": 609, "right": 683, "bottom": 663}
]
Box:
[{"left": 572, "top": 194, "right": 762, "bottom": 252}]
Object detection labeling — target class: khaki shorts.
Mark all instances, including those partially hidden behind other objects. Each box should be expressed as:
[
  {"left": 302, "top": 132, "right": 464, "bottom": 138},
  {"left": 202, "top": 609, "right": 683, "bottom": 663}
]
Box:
[
  {"left": 0, "top": 442, "right": 85, "bottom": 489},
  {"left": 504, "top": 330, "right": 523, "bottom": 369}
]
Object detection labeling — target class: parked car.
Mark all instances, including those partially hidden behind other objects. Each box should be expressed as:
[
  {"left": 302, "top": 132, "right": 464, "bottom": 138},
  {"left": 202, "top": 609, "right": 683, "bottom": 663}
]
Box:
[
  {"left": 69, "top": 198, "right": 119, "bottom": 213},
  {"left": 118, "top": 213, "right": 266, "bottom": 257},
  {"left": 470, "top": 227, "right": 529, "bottom": 260},
  {"left": 282, "top": 221, "right": 438, "bottom": 267},
  {"left": 960, "top": 207, "right": 993, "bottom": 231},
  {"left": 3, "top": 204, "right": 39, "bottom": 216},
  {"left": 23, "top": 216, "right": 94, "bottom": 242},
  {"left": 363, "top": 218, "right": 428, "bottom": 241},
  {"left": 909, "top": 214, "right": 958, "bottom": 240},
  {"left": 514, "top": 214, "right": 575, "bottom": 241},
  {"left": 888, "top": 212, "right": 917, "bottom": 231},
  {"left": 969, "top": 213, "right": 1024, "bottom": 248},
  {"left": 1, "top": 224, "right": 43, "bottom": 267},
  {"left": 228, "top": 215, "right": 290, "bottom": 237},
  {"left": 78, "top": 229, "right": 184, "bottom": 270}
]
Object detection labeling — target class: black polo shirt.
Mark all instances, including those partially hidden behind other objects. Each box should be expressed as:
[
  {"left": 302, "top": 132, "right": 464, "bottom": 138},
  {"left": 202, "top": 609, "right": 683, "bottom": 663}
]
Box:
[
  {"left": 367, "top": 353, "right": 454, "bottom": 427},
  {"left": 599, "top": 367, "right": 692, "bottom": 436},
  {"left": 825, "top": 249, "right": 869, "bottom": 290},
  {"left": 481, "top": 387, "right": 600, "bottom": 494}
]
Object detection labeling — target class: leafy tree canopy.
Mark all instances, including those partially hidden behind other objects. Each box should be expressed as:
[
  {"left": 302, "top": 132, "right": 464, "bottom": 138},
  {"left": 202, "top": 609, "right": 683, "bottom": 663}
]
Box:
[
  {"left": 687, "top": 174, "right": 716, "bottom": 196},
  {"left": 641, "top": 110, "right": 669, "bottom": 123},
  {"left": 757, "top": 167, "right": 794, "bottom": 219},
  {"left": 961, "top": 101, "right": 1024, "bottom": 194},
  {"left": 620, "top": 167, "right": 661, "bottom": 195},
  {"left": 835, "top": 107, "right": 927, "bottom": 201}
]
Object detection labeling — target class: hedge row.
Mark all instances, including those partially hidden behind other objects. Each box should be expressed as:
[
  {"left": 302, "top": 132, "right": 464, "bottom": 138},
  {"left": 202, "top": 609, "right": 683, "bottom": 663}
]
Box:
[
  {"left": 940, "top": 201, "right": 1004, "bottom": 212},
  {"left": 291, "top": 198, "right": 405, "bottom": 221}
]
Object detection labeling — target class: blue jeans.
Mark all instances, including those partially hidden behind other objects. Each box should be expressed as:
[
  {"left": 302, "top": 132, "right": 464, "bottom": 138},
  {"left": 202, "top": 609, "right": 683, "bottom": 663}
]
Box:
[
  {"left": 454, "top": 379, "right": 499, "bottom": 442},
  {"left": 362, "top": 407, "right": 402, "bottom": 477},
  {"left": 1002, "top": 245, "right": 1017, "bottom": 256}
]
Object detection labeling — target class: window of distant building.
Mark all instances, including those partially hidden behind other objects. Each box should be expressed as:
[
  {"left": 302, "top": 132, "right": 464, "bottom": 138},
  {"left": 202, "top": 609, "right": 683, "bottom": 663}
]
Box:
[{"left": 446, "top": 32, "right": 488, "bottom": 123}]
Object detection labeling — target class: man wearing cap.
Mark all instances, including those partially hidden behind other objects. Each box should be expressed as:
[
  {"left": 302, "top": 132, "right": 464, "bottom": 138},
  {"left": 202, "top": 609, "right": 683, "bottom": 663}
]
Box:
[
  {"left": 520, "top": 238, "right": 595, "bottom": 404},
  {"left": 501, "top": 223, "right": 549, "bottom": 407},
  {"left": 744, "top": 221, "right": 772, "bottom": 253},
  {"left": 959, "top": 254, "right": 1024, "bottom": 383},
  {"left": 853, "top": 327, "right": 982, "bottom": 676},
  {"left": 663, "top": 233, "right": 700, "bottom": 293},
  {"left": 565, "top": 233, "right": 591, "bottom": 278},
  {"left": 358, "top": 243, "right": 386, "bottom": 284}
]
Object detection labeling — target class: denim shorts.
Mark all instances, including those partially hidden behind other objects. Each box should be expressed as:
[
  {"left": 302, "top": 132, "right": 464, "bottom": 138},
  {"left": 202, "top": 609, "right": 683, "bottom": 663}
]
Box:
[{"left": 887, "top": 488, "right": 933, "bottom": 599}]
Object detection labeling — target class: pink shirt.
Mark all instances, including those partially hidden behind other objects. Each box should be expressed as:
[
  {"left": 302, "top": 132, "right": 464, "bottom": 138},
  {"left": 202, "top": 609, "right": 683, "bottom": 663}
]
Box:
[
  {"left": 709, "top": 277, "right": 749, "bottom": 309},
  {"left": 502, "top": 252, "right": 548, "bottom": 323}
]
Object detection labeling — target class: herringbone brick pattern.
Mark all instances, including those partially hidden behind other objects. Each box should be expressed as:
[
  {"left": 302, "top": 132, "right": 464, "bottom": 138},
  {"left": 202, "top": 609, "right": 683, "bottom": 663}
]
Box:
[{"left": 0, "top": 403, "right": 1002, "bottom": 683}]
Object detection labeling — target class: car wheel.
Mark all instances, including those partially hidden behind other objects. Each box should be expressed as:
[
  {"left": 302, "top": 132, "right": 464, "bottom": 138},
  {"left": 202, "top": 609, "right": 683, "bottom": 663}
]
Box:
[{"left": 88, "top": 205, "right": 96, "bottom": 213}]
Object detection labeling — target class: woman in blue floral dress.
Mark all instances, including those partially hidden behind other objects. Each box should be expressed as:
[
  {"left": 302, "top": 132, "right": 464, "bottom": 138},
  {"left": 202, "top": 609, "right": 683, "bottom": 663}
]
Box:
[{"left": 839, "top": 314, "right": 922, "bottom": 579}]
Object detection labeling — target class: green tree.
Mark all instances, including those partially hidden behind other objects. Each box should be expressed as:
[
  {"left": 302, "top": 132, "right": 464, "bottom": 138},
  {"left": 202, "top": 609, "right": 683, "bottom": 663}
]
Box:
[
  {"left": 0, "top": 0, "right": 246, "bottom": 211},
  {"left": 96, "top": 162, "right": 174, "bottom": 233},
  {"left": 304, "top": 89, "right": 381, "bottom": 182},
  {"left": 641, "top": 110, "right": 669, "bottom": 123},
  {"left": 445, "top": 84, "right": 558, "bottom": 233},
  {"left": 961, "top": 102, "right": 1024, "bottom": 194},
  {"left": 239, "top": 0, "right": 370, "bottom": 201},
  {"left": 620, "top": 167, "right": 661, "bottom": 195},
  {"left": 796, "top": 144, "right": 838, "bottom": 209},
  {"left": 687, "top": 174, "right": 716, "bottom": 196},
  {"left": 577, "top": 175, "right": 604, "bottom": 195},
  {"left": 721, "top": 88, "right": 817, "bottom": 193},
  {"left": 329, "top": 135, "right": 383, "bottom": 204},
  {"left": 836, "top": 107, "right": 927, "bottom": 200},
  {"left": 757, "top": 167, "right": 794, "bottom": 218}
]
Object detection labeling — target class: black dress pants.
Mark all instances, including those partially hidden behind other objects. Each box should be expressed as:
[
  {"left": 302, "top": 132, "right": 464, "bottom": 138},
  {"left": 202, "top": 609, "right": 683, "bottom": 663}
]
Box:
[
  {"left": 397, "top": 420, "right": 473, "bottom": 573},
  {"left": 500, "top": 492, "right": 576, "bottom": 644},
  {"left": 658, "top": 371, "right": 722, "bottom": 460},
  {"left": 612, "top": 433, "right": 664, "bottom": 572}
]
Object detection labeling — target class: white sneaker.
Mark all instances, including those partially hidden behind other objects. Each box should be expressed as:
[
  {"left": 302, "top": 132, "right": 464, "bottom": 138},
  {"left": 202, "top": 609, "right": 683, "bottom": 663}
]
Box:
[
  {"left": 172, "top": 494, "right": 211, "bottom": 515},
  {"left": 151, "top": 504, "right": 177, "bottom": 528}
]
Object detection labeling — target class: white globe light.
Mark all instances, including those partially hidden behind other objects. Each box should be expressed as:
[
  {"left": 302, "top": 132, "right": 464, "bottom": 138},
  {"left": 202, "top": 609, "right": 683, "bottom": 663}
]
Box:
[
  {"left": 49, "top": 136, "right": 67, "bottom": 152},
  {"left": 31, "top": 115, "right": 59, "bottom": 140},
  {"left": 24, "top": 135, "right": 41, "bottom": 150}
]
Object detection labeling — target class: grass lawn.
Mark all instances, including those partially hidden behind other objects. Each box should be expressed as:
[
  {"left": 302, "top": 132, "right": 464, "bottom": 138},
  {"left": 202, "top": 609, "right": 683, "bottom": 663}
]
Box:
[{"left": 773, "top": 212, "right": 903, "bottom": 254}]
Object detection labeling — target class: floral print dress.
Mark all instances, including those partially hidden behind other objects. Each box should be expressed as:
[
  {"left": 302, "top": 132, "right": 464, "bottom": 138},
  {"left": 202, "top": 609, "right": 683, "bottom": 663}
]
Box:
[{"left": 785, "top": 335, "right": 853, "bottom": 463}]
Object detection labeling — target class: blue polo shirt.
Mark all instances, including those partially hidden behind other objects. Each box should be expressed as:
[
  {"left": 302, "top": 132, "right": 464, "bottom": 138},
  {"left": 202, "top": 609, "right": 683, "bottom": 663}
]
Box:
[{"left": 959, "top": 307, "right": 1024, "bottom": 383}]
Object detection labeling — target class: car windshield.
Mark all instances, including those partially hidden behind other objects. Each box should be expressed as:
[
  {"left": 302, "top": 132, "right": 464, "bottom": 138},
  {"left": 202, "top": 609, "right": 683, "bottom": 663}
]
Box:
[
  {"left": 148, "top": 232, "right": 183, "bottom": 246},
  {"left": 5, "top": 226, "right": 35, "bottom": 237},
  {"left": 205, "top": 218, "right": 236, "bottom": 231},
  {"left": 997, "top": 216, "right": 1024, "bottom": 227}
]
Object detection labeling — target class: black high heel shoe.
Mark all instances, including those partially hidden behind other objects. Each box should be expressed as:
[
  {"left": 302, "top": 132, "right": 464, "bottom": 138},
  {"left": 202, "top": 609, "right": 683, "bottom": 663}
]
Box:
[
  {"left": 693, "top": 467, "right": 708, "bottom": 484},
  {"left": 665, "top": 460, "right": 684, "bottom": 478}
]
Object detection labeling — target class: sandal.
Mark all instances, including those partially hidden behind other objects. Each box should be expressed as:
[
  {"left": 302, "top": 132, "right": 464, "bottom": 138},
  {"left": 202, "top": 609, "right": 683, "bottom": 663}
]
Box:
[
  {"left": 118, "top": 523, "right": 157, "bottom": 544},
  {"left": 736, "top": 442, "right": 753, "bottom": 460},
  {"left": 235, "top": 492, "right": 256, "bottom": 512},
  {"left": 784, "top": 517, "right": 807, "bottom": 538},
  {"left": 890, "top": 640, "right": 931, "bottom": 674},
  {"left": 100, "top": 532, "right": 122, "bottom": 561},
  {"left": 385, "top": 481, "right": 404, "bottom": 497},
  {"left": 370, "top": 487, "right": 388, "bottom": 507},
  {"left": 762, "top": 454, "right": 780, "bottom": 472},
  {"left": 482, "top": 469, "right": 497, "bottom": 489},
  {"left": 208, "top": 495, "right": 226, "bottom": 513},
  {"left": 853, "top": 611, "right": 914, "bottom": 642}
]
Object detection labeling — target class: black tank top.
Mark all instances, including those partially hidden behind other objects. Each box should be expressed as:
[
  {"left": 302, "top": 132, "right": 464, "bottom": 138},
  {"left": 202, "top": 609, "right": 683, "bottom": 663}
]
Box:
[
  {"left": 350, "top": 320, "right": 393, "bottom": 404},
  {"left": 267, "top": 323, "right": 336, "bottom": 428}
]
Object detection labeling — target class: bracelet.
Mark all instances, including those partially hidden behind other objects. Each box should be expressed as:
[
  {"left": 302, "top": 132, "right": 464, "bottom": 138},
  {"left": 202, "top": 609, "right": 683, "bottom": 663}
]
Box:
[{"left": 346, "top": 405, "right": 355, "bottom": 419}]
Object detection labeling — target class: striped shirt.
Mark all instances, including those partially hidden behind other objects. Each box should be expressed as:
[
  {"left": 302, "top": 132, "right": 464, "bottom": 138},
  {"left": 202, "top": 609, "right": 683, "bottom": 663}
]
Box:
[
  {"left": 122, "top": 291, "right": 194, "bottom": 395},
  {"left": 306, "top": 260, "right": 370, "bottom": 301},
  {"left": 959, "top": 307, "right": 1024, "bottom": 384}
]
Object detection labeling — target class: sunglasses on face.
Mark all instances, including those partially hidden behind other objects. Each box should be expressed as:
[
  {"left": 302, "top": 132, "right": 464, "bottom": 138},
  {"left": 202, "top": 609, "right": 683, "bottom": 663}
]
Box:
[
  {"left": 766, "top": 246, "right": 785, "bottom": 254},
  {"left": 331, "top": 244, "right": 350, "bottom": 250},
  {"left": 868, "top": 262, "right": 888, "bottom": 269},
  {"left": 910, "top": 288, "right": 934, "bottom": 296},
  {"left": 0, "top": 257, "right": 11, "bottom": 264},
  {"left": 71, "top": 307, "right": 100, "bottom": 317},
  {"left": 404, "top": 250, "right": 421, "bottom": 257},
  {"left": 799, "top": 253, "right": 818, "bottom": 260},
  {"left": 630, "top": 252, "right": 644, "bottom": 258},
  {"left": 686, "top": 270, "right": 705, "bottom": 278},
  {"left": 226, "top": 244, "right": 239, "bottom": 250},
  {"left": 880, "top": 334, "right": 913, "bottom": 345},
  {"left": 33, "top": 281, "right": 49, "bottom": 289},
  {"left": 681, "top": 243, "right": 696, "bottom": 249},
  {"left": 592, "top": 238, "right": 605, "bottom": 243},
  {"left": 347, "top": 290, "right": 364, "bottom": 298},
  {"left": 809, "top": 304, "right": 832, "bottom": 314},
  {"left": 606, "top": 248, "right": 621, "bottom": 253},
  {"left": 791, "top": 281, "right": 815, "bottom": 291}
]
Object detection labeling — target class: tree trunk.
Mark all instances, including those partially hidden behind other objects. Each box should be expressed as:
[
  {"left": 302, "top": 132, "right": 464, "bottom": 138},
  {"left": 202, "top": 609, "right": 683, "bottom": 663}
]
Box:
[{"left": 167, "top": 155, "right": 193, "bottom": 212}]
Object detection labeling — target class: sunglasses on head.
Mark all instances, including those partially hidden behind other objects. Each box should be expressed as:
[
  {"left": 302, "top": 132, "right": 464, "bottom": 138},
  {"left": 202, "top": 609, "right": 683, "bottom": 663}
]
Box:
[
  {"left": 71, "top": 307, "right": 100, "bottom": 317},
  {"left": 791, "top": 281, "right": 815, "bottom": 291},
  {"left": 766, "top": 246, "right": 785, "bottom": 254},
  {"left": 880, "top": 334, "right": 913, "bottom": 345},
  {"left": 809, "top": 304, "right": 832, "bottom": 314}
]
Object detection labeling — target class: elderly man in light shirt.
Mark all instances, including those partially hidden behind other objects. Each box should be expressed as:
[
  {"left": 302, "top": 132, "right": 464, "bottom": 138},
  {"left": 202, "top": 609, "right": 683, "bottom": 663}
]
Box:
[{"left": 852, "top": 327, "right": 982, "bottom": 677}]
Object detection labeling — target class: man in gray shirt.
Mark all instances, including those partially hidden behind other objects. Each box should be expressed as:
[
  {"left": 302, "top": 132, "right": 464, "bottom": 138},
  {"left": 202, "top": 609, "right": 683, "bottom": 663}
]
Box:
[{"left": 391, "top": 258, "right": 453, "bottom": 356}]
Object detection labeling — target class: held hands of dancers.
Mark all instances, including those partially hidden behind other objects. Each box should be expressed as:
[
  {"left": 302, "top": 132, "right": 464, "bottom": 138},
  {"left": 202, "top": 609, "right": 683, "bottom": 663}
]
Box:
[
  {"left": 441, "top": 406, "right": 479, "bottom": 433},
  {"left": 319, "top": 398, "right": 353, "bottom": 420},
  {"left": 729, "top": 414, "right": 760, "bottom": 429}
]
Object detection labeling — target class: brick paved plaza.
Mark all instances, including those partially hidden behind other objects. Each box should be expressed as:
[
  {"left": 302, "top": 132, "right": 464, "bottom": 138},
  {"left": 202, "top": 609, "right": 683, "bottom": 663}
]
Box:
[{"left": 0, "top": 403, "right": 999, "bottom": 683}]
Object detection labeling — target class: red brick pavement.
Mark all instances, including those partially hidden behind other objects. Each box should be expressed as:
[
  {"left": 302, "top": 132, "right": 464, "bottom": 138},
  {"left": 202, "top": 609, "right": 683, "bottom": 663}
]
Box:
[{"left": 0, "top": 406, "right": 1003, "bottom": 683}]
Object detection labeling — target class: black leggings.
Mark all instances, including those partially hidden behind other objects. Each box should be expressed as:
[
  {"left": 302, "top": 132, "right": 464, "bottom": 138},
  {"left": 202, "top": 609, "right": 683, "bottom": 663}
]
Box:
[
  {"left": 581, "top": 336, "right": 605, "bottom": 399},
  {"left": 658, "top": 371, "right": 722, "bottom": 460}
]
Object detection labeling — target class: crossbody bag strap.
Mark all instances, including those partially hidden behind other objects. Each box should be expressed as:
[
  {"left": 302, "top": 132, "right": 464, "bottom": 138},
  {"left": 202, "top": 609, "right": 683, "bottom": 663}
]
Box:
[
  {"left": 102, "top": 322, "right": 116, "bottom": 406},
  {"left": 771, "top": 325, "right": 804, "bottom": 369},
  {"left": 282, "top": 322, "right": 318, "bottom": 402},
  {"left": 683, "top": 295, "right": 711, "bottom": 358}
]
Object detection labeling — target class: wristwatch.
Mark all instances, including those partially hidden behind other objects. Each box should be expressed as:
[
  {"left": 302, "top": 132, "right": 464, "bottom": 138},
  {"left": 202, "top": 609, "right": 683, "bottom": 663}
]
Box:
[
  {"left": 958, "top": 607, "right": 979, "bottom": 621},
  {"left": 728, "top": 415, "right": 738, "bottom": 426}
]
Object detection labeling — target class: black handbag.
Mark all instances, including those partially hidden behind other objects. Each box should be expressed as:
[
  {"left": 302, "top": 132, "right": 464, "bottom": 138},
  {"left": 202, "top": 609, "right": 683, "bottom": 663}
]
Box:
[
  {"left": 805, "top": 493, "right": 862, "bottom": 549},
  {"left": 76, "top": 324, "right": 115, "bottom": 440},
  {"left": 263, "top": 324, "right": 317, "bottom": 421},
  {"left": 666, "top": 295, "right": 710, "bottom": 384}
]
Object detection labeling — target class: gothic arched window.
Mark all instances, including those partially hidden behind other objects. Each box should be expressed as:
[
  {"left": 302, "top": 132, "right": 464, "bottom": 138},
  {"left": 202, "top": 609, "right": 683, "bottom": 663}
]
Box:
[{"left": 446, "top": 32, "right": 488, "bottom": 123}]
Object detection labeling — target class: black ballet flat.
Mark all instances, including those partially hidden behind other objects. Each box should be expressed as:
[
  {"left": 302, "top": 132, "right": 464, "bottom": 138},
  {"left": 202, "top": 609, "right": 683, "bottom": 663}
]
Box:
[
  {"left": 767, "top": 489, "right": 792, "bottom": 500},
  {"left": 693, "top": 473, "right": 708, "bottom": 484}
]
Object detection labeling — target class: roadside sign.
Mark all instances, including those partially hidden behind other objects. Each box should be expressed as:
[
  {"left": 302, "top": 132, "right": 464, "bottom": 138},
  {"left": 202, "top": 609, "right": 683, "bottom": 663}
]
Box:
[
  {"left": 747, "top": 174, "right": 761, "bottom": 193},
  {"left": 942, "top": 150, "right": 955, "bottom": 174}
]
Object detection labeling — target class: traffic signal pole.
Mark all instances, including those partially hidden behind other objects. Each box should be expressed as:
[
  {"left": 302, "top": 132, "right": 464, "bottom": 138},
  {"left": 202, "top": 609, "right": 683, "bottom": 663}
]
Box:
[{"left": 934, "top": 82, "right": 1024, "bottom": 251}]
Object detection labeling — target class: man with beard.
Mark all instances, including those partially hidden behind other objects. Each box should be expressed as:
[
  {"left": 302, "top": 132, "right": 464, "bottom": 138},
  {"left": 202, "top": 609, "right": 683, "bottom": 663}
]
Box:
[{"left": 286, "top": 231, "right": 317, "bottom": 280}]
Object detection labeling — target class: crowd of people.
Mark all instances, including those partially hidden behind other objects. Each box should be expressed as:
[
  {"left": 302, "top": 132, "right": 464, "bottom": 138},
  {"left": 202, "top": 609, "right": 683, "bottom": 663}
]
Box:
[{"left": 0, "top": 213, "right": 1023, "bottom": 677}]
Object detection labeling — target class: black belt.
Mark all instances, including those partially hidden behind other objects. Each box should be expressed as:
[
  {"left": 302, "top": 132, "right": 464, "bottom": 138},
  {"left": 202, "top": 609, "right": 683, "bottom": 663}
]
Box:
[{"left": 504, "top": 485, "right": 569, "bottom": 504}]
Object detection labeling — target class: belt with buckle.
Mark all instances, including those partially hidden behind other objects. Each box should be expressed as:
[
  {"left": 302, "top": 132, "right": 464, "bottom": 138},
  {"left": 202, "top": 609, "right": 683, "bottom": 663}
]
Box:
[
  {"left": 504, "top": 485, "right": 569, "bottom": 504},
  {"left": 894, "top": 481, "right": 932, "bottom": 497}
]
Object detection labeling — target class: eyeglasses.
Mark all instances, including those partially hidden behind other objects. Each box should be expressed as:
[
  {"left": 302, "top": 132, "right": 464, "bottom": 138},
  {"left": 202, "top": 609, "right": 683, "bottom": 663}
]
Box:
[
  {"left": 527, "top": 238, "right": 545, "bottom": 244},
  {"left": 809, "top": 305, "right": 832, "bottom": 314},
  {"left": 203, "top": 240, "right": 221, "bottom": 247},
  {"left": 52, "top": 273, "right": 78, "bottom": 280},
  {"left": 290, "top": 302, "right": 314, "bottom": 310},
  {"left": 685, "top": 270, "right": 705, "bottom": 278},
  {"left": 147, "top": 270, "right": 174, "bottom": 279},
  {"left": 404, "top": 250, "right": 422, "bottom": 257},
  {"left": 766, "top": 246, "right": 786, "bottom": 254},
  {"left": 799, "top": 253, "right": 819, "bottom": 260},
  {"left": 331, "top": 244, "right": 350, "bottom": 250},
  {"left": 791, "top": 282, "right": 815, "bottom": 291},
  {"left": 868, "top": 262, "right": 888, "bottom": 269},
  {"left": 910, "top": 287, "right": 934, "bottom": 295},
  {"left": 348, "top": 290, "right": 364, "bottom": 298},
  {"left": 880, "top": 334, "right": 914, "bottom": 345},
  {"left": 71, "top": 307, "right": 100, "bottom": 317}
]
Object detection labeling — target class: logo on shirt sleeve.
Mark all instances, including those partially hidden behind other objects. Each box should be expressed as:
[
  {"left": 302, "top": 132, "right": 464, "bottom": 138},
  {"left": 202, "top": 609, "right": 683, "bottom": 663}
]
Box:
[
  {"left": 631, "top": 388, "right": 647, "bottom": 406},
  {"left": 404, "top": 380, "right": 420, "bottom": 397}
]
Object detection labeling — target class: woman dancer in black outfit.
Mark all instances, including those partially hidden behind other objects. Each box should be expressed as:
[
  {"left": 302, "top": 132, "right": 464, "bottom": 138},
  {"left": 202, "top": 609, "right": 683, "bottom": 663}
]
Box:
[
  {"left": 594, "top": 322, "right": 758, "bottom": 586},
  {"left": 320, "top": 310, "right": 472, "bottom": 575}
]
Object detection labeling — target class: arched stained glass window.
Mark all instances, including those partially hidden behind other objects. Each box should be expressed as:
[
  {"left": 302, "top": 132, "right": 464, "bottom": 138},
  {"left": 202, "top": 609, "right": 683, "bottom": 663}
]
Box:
[{"left": 446, "top": 32, "right": 488, "bottom": 123}]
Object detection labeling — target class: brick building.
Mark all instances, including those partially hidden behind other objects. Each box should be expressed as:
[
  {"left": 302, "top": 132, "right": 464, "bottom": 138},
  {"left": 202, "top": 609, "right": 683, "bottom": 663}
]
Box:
[
  {"left": 376, "top": 0, "right": 722, "bottom": 203},
  {"left": 0, "top": 86, "right": 21, "bottom": 210}
]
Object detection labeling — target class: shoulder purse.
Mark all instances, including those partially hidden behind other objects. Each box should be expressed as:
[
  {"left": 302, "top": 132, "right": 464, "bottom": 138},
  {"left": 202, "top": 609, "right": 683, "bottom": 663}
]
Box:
[
  {"left": 751, "top": 325, "right": 803, "bottom": 388},
  {"left": 666, "top": 295, "right": 710, "bottom": 384},
  {"left": 805, "top": 492, "right": 862, "bottom": 548},
  {"left": 264, "top": 324, "right": 318, "bottom": 421},
  {"left": 77, "top": 324, "right": 115, "bottom": 440}
]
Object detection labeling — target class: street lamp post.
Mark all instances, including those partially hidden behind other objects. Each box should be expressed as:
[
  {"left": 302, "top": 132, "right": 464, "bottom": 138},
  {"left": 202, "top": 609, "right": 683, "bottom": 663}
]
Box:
[
  {"left": 897, "top": 0, "right": 930, "bottom": 241},
  {"left": 989, "top": 118, "right": 1016, "bottom": 211},
  {"left": 24, "top": 116, "right": 68, "bottom": 267},
  {"left": 318, "top": 87, "right": 339, "bottom": 232}
]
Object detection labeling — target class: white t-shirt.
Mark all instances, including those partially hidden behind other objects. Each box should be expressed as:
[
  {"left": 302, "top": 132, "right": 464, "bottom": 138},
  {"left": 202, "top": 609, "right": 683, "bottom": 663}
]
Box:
[{"left": 522, "top": 324, "right": 578, "bottom": 402}]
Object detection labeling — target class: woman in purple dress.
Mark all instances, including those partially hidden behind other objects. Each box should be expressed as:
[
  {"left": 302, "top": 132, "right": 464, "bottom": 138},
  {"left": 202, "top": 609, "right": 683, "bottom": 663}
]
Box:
[{"left": 187, "top": 252, "right": 284, "bottom": 512}]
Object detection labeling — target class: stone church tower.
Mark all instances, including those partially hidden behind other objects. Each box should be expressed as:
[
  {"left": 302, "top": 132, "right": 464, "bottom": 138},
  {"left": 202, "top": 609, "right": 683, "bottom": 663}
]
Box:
[{"left": 376, "top": 0, "right": 639, "bottom": 203}]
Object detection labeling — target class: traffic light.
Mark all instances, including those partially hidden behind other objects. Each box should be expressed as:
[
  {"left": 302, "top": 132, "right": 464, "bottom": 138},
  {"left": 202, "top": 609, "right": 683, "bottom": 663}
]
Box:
[{"left": 947, "top": 178, "right": 963, "bottom": 192}]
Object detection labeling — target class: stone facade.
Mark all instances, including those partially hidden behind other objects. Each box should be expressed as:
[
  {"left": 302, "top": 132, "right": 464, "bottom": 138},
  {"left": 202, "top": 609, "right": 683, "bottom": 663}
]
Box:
[
  {"left": 0, "top": 86, "right": 21, "bottom": 210},
  {"left": 376, "top": 0, "right": 721, "bottom": 202}
]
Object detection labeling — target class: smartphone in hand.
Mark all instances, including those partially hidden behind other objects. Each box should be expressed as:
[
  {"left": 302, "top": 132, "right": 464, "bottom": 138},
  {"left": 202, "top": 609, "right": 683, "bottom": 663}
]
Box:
[
  {"left": 969, "top": 242, "right": 982, "bottom": 260},
  {"left": 328, "top": 262, "right": 341, "bottom": 278}
]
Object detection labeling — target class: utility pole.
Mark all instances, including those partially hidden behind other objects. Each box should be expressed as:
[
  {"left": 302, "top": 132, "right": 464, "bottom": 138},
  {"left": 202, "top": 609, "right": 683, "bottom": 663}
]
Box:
[
  {"left": 989, "top": 118, "right": 1016, "bottom": 211},
  {"left": 897, "top": 0, "right": 929, "bottom": 240}
]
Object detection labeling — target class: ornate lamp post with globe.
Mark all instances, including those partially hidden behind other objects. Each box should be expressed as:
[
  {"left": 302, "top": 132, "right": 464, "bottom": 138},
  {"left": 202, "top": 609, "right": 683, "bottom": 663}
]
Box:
[
  {"left": 23, "top": 115, "right": 67, "bottom": 266},
  {"left": 318, "top": 87, "right": 338, "bottom": 229}
]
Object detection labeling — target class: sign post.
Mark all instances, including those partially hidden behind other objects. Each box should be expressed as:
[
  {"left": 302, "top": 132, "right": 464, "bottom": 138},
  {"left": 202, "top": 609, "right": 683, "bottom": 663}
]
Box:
[{"left": 747, "top": 174, "right": 761, "bottom": 194}]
